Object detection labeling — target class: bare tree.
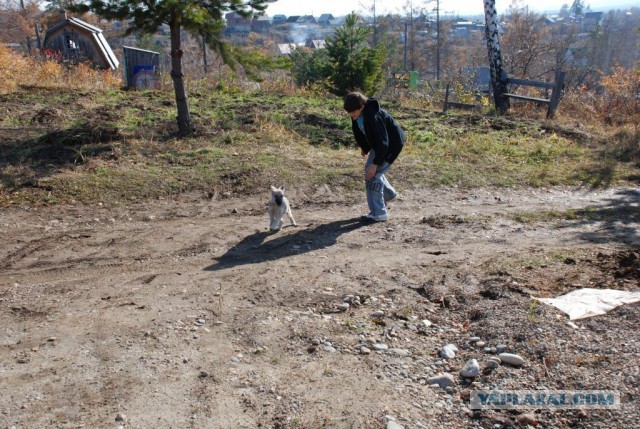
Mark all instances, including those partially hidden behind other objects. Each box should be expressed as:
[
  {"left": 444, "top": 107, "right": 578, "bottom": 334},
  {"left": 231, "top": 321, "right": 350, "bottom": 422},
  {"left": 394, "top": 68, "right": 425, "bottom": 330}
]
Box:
[{"left": 500, "top": 1, "right": 555, "bottom": 80}]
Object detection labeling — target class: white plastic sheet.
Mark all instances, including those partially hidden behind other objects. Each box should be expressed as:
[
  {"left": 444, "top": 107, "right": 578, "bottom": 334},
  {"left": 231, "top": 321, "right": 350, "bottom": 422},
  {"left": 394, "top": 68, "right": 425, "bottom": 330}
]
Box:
[{"left": 536, "top": 288, "right": 640, "bottom": 320}]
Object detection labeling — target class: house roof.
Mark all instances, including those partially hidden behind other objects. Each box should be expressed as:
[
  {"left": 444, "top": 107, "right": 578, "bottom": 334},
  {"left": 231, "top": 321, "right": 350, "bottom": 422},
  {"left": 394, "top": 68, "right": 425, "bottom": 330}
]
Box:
[
  {"left": 307, "top": 40, "right": 326, "bottom": 49},
  {"left": 277, "top": 43, "right": 298, "bottom": 55},
  {"left": 45, "top": 17, "right": 119, "bottom": 69},
  {"left": 584, "top": 11, "right": 604, "bottom": 19},
  {"left": 318, "top": 14, "right": 334, "bottom": 22}
]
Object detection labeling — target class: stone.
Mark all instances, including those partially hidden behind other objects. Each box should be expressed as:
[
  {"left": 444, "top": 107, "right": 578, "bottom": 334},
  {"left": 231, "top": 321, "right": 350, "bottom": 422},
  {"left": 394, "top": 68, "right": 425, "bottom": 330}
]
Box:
[
  {"left": 499, "top": 353, "right": 525, "bottom": 367},
  {"left": 484, "top": 360, "right": 500, "bottom": 369},
  {"left": 387, "top": 420, "right": 404, "bottom": 429},
  {"left": 460, "top": 359, "right": 480, "bottom": 378},
  {"left": 427, "top": 373, "right": 455, "bottom": 389},
  {"left": 517, "top": 413, "right": 538, "bottom": 426},
  {"left": 389, "top": 348, "right": 411, "bottom": 356},
  {"left": 441, "top": 344, "right": 457, "bottom": 359}
]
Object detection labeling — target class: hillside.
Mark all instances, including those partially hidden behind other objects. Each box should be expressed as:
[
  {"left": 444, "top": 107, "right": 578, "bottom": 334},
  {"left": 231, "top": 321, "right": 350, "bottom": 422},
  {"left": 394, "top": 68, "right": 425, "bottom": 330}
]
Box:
[{"left": 0, "top": 86, "right": 639, "bottom": 428}]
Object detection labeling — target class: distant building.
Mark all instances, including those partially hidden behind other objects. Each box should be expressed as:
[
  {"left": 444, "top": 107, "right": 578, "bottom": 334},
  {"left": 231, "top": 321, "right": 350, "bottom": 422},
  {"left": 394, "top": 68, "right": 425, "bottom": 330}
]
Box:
[
  {"left": 298, "top": 15, "right": 317, "bottom": 24},
  {"left": 318, "top": 14, "right": 335, "bottom": 26},
  {"left": 306, "top": 39, "right": 326, "bottom": 50},
  {"left": 43, "top": 16, "right": 119, "bottom": 69},
  {"left": 582, "top": 11, "right": 603, "bottom": 32},
  {"left": 277, "top": 43, "right": 299, "bottom": 55},
  {"left": 225, "top": 12, "right": 251, "bottom": 34},
  {"left": 272, "top": 14, "right": 287, "bottom": 25},
  {"left": 252, "top": 15, "right": 271, "bottom": 33}
]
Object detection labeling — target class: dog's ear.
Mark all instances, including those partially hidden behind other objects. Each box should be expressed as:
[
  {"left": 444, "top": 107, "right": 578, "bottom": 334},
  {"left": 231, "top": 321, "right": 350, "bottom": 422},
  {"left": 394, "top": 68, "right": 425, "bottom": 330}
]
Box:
[
  {"left": 270, "top": 185, "right": 277, "bottom": 192},
  {"left": 280, "top": 185, "right": 286, "bottom": 191}
]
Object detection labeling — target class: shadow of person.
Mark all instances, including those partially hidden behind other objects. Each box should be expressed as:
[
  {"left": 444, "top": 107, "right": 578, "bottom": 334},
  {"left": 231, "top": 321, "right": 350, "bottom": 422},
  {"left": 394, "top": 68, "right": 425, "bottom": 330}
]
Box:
[{"left": 204, "top": 217, "right": 368, "bottom": 272}]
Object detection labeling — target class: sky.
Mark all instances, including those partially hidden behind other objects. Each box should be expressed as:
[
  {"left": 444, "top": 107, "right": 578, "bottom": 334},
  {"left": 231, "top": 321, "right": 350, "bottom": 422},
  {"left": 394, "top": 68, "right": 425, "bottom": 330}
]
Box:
[{"left": 264, "top": 0, "right": 636, "bottom": 18}]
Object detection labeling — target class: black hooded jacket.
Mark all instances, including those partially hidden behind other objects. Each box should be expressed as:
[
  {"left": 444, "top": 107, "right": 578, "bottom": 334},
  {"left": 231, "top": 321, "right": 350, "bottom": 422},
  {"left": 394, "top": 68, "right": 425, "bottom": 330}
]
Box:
[{"left": 351, "top": 98, "right": 405, "bottom": 166}]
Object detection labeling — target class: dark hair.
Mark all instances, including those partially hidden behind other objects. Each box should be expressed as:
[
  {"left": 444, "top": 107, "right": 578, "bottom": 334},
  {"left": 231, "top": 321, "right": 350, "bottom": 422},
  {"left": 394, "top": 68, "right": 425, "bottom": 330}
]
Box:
[{"left": 343, "top": 91, "right": 367, "bottom": 112}]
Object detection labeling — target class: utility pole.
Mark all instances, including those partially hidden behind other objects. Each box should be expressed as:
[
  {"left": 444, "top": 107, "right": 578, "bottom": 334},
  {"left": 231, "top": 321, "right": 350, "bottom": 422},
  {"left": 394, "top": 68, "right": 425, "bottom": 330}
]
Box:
[
  {"left": 404, "top": 21, "right": 408, "bottom": 72},
  {"left": 372, "top": 0, "right": 377, "bottom": 46},
  {"left": 436, "top": 0, "right": 440, "bottom": 80}
]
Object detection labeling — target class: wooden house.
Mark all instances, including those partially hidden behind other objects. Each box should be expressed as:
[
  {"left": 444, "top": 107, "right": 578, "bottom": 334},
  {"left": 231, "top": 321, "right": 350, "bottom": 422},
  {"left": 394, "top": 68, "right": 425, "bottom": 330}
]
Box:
[
  {"left": 277, "top": 43, "right": 298, "bottom": 55},
  {"left": 306, "top": 39, "right": 326, "bottom": 50},
  {"left": 225, "top": 12, "right": 251, "bottom": 33},
  {"left": 43, "top": 16, "right": 119, "bottom": 69},
  {"left": 251, "top": 15, "right": 272, "bottom": 33},
  {"left": 318, "top": 14, "right": 334, "bottom": 26}
]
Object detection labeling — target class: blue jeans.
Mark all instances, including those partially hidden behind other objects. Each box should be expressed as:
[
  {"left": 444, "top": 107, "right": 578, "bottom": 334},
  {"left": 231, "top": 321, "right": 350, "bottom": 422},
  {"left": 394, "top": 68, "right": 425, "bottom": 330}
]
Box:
[{"left": 364, "top": 151, "right": 397, "bottom": 217}]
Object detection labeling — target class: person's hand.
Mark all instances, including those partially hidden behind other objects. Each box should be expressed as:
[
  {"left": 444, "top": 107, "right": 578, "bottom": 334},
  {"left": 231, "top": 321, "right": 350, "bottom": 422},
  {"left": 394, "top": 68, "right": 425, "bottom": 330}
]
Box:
[{"left": 364, "top": 164, "right": 377, "bottom": 180}]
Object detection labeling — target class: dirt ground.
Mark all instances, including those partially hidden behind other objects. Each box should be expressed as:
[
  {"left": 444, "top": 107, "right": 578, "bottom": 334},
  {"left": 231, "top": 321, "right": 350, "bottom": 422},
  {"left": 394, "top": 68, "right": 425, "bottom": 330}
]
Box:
[{"left": 1, "top": 185, "right": 639, "bottom": 429}]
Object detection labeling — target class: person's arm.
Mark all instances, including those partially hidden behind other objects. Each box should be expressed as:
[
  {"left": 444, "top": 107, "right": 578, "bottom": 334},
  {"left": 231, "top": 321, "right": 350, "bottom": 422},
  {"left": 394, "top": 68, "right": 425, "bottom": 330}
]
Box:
[
  {"left": 352, "top": 120, "right": 370, "bottom": 156},
  {"left": 365, "top": 112, "right": 390, "bottom": 167}
]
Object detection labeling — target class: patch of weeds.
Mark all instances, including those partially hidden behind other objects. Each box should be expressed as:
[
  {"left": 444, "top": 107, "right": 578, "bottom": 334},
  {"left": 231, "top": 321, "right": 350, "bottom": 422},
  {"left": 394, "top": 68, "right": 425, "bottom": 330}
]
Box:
[
  {"left": 510, "top": 209, "right": 575, "bottom": 224},
  {"left": 528, "top": 299, "right": 538, "bottom": 323},
  {"left": 342, "top": 319, "right": 359, "bottom": 330}
]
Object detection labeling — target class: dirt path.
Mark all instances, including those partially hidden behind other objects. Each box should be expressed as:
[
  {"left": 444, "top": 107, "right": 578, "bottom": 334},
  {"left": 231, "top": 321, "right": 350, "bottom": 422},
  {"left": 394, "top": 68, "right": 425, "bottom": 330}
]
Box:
[{"left": 1, "top": 186, "right": 639, "bottom": 428}]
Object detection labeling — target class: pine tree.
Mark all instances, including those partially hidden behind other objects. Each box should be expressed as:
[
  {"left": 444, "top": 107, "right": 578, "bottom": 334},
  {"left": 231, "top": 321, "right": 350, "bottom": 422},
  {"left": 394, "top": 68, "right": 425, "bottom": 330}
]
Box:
[
  {"left": 70, "top": 0, "right": 274, "bottom": 135},
  {"left": 569, "top": 0, "right": 584, "bottom": 19},
  {"left": 324, "top": 13, "right": 385, "bottom": 95}
]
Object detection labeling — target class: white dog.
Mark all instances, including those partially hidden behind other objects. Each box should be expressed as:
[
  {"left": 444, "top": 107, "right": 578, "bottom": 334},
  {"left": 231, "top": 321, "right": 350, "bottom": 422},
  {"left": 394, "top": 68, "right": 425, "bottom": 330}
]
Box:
[{"left": 268, "top": 185, "right": 296, "bottom": 231}]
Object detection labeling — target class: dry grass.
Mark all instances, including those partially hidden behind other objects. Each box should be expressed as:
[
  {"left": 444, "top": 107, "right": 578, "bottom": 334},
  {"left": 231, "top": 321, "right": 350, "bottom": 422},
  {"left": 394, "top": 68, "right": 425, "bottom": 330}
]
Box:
[
  {"left": 1, "top": 47, "right": 639, "bottom": 207},
  {"left": 0, "top": 45, "right": 121, "bottom": 93}
]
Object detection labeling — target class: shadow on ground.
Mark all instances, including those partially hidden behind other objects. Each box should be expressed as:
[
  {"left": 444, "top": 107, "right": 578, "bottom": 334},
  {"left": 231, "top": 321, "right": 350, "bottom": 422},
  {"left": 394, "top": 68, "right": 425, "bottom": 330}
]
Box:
[
  {"left": 204, "top": 217, "right": 368, "bottom": 271},
  {"left": 573, "top": 188, "right": 640, "bottom": 244}
]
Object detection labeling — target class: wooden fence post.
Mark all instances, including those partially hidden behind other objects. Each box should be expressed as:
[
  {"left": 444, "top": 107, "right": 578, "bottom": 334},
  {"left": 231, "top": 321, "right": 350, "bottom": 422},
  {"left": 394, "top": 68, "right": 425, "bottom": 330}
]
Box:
[{"left": 546, "top": 71, "right": 566, "bottom": 119}]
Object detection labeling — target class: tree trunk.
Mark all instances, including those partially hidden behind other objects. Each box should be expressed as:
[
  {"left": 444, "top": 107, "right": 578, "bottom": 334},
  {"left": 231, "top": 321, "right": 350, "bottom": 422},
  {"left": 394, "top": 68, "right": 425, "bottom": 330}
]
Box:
[
  {"left": 169, "top": 21, "right": 191, "bottom": 135},
  {"left": 483, "top": 0, "right": 509, "bottom": 114}
]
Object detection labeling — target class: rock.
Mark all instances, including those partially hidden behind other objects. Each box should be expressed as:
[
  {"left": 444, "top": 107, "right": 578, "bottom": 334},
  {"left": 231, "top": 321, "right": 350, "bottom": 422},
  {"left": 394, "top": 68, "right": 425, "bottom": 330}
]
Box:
[
  {"left": 441, "top": 344, "right": 457, "bottom": 359},
  {"left": 499, "top": 353, "right": 525, "bottom": 367},
  {"left": 496, "top": 344, "right": 508, "bottom": 353},
  {"left": 427, "top": 373, "right": 455, "bottom": 389},
  {"left": 460, "top": 359, "right": 480, "bottom": 378},
  {"left": 387, "top": 420, "right": 404, "bottom": 429},
  {"left": 422, "top": 319, "right": 433, "bottom": 328},
  {"left": 517, "top": 413, "right": 538, "bottom": 426},
  {"left": 373, "top": 343, "right": 389, "bottom": 351},
  {"left": 444, "top": 343, "right": 458, "bottom": 352},
  {"left": 476, "top": 341, "right": 486, "bottom": 347},
  {"left": 389, "top": 348, "right": 411, "bottom": 356},
  {"left": 337, "top": 303, "right": 350, "bottom": 312},
  {"left": 484, "top": 360, "right": 500, "bottom": 369},
  {"left": 469, "top": 336, "right": 481, "bottom": 343},
  {"left": 371, "top": 310, "right": 385, "bottom": 318},
  {"left": 360, "top": 346, "right": 371, "bottom": 354}
]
